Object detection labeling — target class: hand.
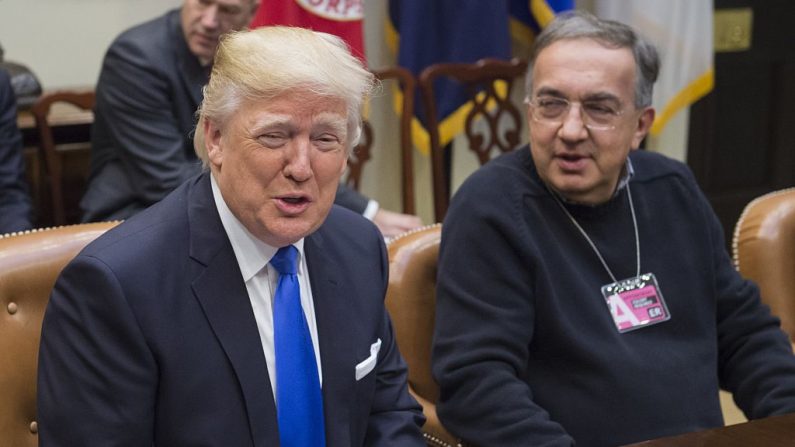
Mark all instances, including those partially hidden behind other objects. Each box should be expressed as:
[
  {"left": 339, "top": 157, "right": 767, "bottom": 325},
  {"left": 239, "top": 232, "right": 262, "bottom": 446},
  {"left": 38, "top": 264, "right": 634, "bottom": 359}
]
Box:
[{"left": 372, "top": 209, "right": 424, "bottom": 238}]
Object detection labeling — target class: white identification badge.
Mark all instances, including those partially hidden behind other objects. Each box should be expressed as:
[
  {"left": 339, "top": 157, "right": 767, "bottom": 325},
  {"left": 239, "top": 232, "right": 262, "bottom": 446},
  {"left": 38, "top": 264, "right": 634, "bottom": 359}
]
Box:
[{"left": 601, "top": 273, "right": 670, "bottom": 333}]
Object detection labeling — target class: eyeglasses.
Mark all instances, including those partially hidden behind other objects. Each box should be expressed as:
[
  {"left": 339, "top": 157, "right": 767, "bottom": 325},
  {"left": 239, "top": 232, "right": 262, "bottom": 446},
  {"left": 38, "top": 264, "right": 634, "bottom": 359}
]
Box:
[{"left": 527, "top": 97, "right": 625, "bottom": 131}]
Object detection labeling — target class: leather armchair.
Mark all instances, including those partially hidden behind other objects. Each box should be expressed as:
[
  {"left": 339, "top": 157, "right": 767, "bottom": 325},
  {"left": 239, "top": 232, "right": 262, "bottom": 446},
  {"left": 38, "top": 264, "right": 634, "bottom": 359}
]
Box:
[
  {"left": 733, "top": 187, "right": 795, "bottom": 343},
  {"left": 0, "top": 222, "right": 118, "bottom": 446},
  {"left": 385, "top": 224, "right": 462, "bottom": 447}
]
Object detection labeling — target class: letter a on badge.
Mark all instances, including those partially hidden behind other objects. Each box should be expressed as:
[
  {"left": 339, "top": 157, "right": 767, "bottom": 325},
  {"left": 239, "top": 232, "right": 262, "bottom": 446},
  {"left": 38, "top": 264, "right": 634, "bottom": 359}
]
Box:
[{"left": 608, "top": 294, "right": 641, "bottom": 330}]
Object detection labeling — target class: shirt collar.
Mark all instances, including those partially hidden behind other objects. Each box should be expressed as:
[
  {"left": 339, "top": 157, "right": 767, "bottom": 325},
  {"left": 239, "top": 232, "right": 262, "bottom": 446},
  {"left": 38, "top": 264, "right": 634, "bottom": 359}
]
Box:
[
  {"left": 615, "top": 157, "right": 635, "bottom": 193},
  {"left": 211, "top": 174, "right": 305, "bottom": 282}
]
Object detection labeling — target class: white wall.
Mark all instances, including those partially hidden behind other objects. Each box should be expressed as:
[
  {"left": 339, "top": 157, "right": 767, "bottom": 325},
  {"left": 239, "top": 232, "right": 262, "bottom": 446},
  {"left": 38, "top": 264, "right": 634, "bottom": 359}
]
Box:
[{"left": 0, "top": 0, "right": 181, "bottom": 89}]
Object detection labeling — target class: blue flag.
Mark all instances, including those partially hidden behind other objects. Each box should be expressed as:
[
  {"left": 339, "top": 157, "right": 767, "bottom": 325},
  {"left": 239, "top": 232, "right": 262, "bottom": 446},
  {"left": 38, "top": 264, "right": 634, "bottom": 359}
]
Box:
[
  {"left": 387, "top": 0, "right": 573, "bottom": 153},
  {"left": 509, "top": 0, "right": 575, "bottom": 44},
  {"left": 387, "top": 0, "right": 512, "bottom": 153}
]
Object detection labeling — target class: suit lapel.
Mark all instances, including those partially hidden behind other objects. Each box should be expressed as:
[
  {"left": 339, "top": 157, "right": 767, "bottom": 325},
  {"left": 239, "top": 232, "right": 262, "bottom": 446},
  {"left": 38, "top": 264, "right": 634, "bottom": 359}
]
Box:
[
  {"left": 188, "top": 174, "right": 280, "bottom": 446},
  {"left": 306, "top": 229, "right": 356, "bottom": 447}
]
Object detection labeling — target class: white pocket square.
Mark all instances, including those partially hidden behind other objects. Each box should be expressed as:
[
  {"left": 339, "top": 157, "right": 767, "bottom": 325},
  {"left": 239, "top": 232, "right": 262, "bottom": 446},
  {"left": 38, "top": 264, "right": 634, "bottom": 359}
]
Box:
[{"left": 355, "top": 338, "right": 382, "bottom": 381}]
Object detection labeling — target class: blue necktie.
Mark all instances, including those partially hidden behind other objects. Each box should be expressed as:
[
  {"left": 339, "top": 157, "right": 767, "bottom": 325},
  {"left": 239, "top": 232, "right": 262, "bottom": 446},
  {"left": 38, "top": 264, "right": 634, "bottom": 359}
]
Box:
[{"left": 271, "top": 246, "right": 326, "bottom": 447}]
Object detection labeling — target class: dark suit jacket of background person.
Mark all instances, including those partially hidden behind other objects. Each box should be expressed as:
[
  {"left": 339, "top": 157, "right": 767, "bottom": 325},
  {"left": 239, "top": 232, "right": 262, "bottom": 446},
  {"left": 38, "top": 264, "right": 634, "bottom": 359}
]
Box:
[
  {"left": 38, "top": 170, "right": 425, "bottom": 446},
  {"left": 80, "top": 8, "right": 370, "bottom": 223},
  {"left": 0, "top": 68, "right": 32, "bottom": 233}
]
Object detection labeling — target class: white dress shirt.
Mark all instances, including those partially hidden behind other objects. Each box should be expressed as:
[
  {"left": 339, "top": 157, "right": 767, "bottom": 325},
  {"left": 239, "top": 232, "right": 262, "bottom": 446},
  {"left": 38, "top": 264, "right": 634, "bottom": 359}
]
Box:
[{"left": 211, "top": 175, "right": 323, "bottom": 398}]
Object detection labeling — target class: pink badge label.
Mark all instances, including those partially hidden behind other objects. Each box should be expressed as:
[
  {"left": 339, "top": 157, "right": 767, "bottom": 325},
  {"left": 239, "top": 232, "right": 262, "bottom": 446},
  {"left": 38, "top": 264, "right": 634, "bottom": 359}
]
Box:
[{"left": 601, "top": 273, "right": 670, "bottom": 333}]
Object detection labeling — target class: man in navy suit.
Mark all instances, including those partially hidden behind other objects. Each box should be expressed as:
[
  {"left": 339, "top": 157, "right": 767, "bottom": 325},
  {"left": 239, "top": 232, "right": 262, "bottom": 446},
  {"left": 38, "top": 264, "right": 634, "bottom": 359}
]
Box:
[
  {"left": 81, "top": 0, "right": 423, "bottom": 237},
  {"left": 0, "top": 68, "right": 32, "bottom": 233},
  {"left": 38, "top": 26, "right": 425, "bottom": 446}
]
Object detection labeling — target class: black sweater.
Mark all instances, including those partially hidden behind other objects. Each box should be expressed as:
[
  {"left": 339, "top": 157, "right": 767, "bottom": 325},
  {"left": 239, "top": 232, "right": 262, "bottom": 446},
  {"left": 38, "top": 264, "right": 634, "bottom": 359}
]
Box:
[{"left": 433, "top": 147, "right": 795, "bottom": 447}]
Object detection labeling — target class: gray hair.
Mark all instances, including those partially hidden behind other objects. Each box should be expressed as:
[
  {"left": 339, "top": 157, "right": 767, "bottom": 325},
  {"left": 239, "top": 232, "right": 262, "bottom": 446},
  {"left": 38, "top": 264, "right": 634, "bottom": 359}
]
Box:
[
  {"left": 525, "top": 10, "right": 660, "bottom": 109},
  {"left": 194, "top": 26, "right": 376, "bottom": 165}
]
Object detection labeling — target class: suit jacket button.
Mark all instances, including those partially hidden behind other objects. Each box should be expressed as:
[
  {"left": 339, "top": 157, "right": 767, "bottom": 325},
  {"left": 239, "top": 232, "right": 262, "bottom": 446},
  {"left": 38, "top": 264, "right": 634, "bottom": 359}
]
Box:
[
  {"left": 30, "top": 421, "right": 38, "bottom": 434},
  {"left": 7, "top": 302, "right": 17, "bottom": 314}
]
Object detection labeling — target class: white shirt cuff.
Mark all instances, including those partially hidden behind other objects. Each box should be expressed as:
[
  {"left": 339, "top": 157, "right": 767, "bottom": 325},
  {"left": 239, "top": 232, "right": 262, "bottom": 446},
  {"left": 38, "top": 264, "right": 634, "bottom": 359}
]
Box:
[{"left": 362, "top": 199, "right": 379, "bottom": 220}]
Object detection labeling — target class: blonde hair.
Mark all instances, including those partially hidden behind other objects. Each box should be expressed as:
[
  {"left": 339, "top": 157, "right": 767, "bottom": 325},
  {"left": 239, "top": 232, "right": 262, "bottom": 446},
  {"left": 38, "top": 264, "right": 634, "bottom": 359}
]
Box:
[{"left": 194, "top": 26, "right": 375, "bottom": 165}]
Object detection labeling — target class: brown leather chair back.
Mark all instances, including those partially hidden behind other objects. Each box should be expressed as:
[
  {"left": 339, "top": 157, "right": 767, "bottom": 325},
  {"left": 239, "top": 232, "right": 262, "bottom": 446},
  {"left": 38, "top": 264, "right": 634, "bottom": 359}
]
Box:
[
  {"left": 733, "top": 188, "right": 795, "bottom": 341},
  {"left": 30, "top": 90, "right": 95, "bottom": 226},
  {"left": 0, "top": 222, "right": 118, "bottom": 446},
  {"left": 346, "top": 67, "right": 417, "bottom": 214},
  {"left": 419, "top": 58, "right": 527, "bottom": 221},
  {"left": 386, "top": 224, "right": 461, "bottom": 447}
]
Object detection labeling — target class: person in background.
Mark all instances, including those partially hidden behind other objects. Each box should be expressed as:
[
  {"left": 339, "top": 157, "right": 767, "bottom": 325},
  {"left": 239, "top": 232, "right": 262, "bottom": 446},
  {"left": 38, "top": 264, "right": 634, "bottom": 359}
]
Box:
[
  {"left": 432, "top": 11, "right": 795, "bottom": 447},
  {"left": 81, "top": 0, "right": 423, "bottom": 237},
  {"left": 38, "top": 26, "right": 425, "bottom": 446},
  {"left": 0, "top": 68, "right": 32, "bottom": 233}
]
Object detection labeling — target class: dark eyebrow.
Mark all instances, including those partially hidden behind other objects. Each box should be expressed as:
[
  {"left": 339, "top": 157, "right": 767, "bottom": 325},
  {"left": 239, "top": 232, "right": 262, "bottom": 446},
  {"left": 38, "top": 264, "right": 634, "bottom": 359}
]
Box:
[
  {"left": 582, "top": 92, "right": 622, "bottom": 104},
  {"left": 219, "top": 4, "right": 242, "bottom": 14},
  {"left": 534, "top": 87, "right": 566, "bottom": 98},
  {"left": 535, "top": 87, "right": 622, "bottom": 104}
]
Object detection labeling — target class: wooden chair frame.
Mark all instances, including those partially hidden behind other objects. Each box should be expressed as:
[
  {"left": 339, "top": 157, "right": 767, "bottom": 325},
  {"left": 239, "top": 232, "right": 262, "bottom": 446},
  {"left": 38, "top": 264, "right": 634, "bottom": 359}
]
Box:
[
  {"left": 346, "top": 67, "right": 416, "bottom": 215},
  {"left": 30, "top": 91, "right": 95, "bottom": 226},
  {"left": 419, "top": 58, "right": 527, "bottom": 221}
]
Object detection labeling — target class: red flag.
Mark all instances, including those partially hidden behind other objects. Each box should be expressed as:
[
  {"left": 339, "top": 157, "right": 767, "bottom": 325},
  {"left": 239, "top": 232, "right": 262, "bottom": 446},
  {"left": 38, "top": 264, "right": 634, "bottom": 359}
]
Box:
[{"left": 251, "top": 0, "right": 365, "bottom": 62}]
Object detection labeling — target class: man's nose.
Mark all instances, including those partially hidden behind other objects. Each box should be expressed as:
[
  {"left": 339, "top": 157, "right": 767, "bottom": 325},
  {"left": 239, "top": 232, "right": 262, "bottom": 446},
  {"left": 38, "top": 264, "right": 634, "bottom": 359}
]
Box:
[
  {"left": 283, "top": 140, "right": 313, "bottom": 182},
  {"left": 200, "top": 5, "right": 220, "bottom": 29},
  {"left": 558, "top": 103, "right": 589, "bottom": 141}
]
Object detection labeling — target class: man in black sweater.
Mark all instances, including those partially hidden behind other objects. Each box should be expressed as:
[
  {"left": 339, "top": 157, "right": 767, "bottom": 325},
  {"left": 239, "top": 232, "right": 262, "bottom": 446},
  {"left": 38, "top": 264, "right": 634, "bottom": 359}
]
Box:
[{"left": 432, "top": 11, "right": 795, "bottom": 447}]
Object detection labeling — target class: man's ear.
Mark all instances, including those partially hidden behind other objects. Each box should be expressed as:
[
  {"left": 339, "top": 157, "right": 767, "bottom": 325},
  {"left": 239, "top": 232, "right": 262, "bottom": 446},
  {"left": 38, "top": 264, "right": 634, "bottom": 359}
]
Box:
[
  {"left": 204, "top": 118, "right": 224, "bottom": 168},
  {"left": 631, "top": 107, "right": 656, "bottom": 149},
  {"left": 338, "top": 149, "right": 349, "bottom": 176}
]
